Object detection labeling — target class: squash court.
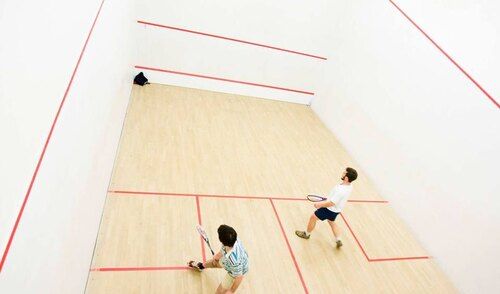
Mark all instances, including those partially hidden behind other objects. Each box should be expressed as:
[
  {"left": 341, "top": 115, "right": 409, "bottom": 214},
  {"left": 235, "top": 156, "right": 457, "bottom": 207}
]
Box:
[
  {"left": 2, "top": 1, "right": 498, "bottom": 293},
  {"left": 85, "top": 84, "right": 456, "bottom": 293}
]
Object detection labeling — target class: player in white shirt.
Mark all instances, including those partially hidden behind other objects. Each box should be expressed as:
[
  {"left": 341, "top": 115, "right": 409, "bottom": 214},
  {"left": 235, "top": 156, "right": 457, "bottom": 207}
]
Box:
[
  {"left": 295, "top": 167, "right": 358, "bottom": 248},
  {"left": 188, "top": 224, "right": 249, "bottom": 293}
]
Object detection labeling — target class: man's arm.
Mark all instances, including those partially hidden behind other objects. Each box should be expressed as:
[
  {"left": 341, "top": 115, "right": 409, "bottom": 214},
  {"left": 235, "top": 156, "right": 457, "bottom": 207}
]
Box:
[
  {"left": 314, "top": 200, "right": 335, "bottom": 209},
  {"left": 204, "top": 251, "right": 223, "bottom": 268},
  {"left": 226, "top": 275, "right": 244, "bottom": 293},
  {"left": 214, "top": 251, "right": 222, "bottom": 261},
  {"left": 315, "top": 188, "right": 340, "bottom": 209}
]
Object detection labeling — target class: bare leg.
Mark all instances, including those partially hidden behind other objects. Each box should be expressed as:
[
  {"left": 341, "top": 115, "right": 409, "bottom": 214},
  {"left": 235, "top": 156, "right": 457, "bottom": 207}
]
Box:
[
  {"left": 216, "top": 284, "right": 225, "bottom": 294},
  {"left": 307, "top": 214, "right": 319, "bottom": 233},
  {"left": 328, "top": 220, "right": 343, "bottom": 248},
  {"left": 296, "top": 213, "right": 320, "bottom": 239},
  {"left": 327, "top": 220, "right": 341, "bottom": 240}
]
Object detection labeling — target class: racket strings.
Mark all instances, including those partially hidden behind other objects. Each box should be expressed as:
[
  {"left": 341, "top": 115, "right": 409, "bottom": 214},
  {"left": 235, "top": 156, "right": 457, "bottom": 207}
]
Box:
[{"left": 307, "top": 194, "right": 326, "bottom": 202}]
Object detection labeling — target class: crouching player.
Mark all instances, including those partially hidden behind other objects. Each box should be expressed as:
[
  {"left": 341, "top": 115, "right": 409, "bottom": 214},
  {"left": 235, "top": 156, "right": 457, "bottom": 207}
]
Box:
[{"left": 188, "top": 224, "right": 249, "bottom": 293}]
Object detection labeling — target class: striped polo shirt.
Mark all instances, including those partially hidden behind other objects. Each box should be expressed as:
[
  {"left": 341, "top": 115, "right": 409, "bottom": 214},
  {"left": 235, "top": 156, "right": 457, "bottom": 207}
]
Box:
[{"left": 219, "top": 239, "right": 249, "bottom": 277}]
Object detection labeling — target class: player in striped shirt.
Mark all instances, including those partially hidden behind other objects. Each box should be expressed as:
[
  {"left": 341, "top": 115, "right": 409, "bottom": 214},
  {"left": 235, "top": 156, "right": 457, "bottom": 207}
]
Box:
[{"left": 188, "top": 224, "right": 249, "bottom": 293}]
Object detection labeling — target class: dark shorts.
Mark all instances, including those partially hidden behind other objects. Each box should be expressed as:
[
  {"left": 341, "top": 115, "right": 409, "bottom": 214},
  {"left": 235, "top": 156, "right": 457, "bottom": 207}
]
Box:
[{"left": 314, "top": 207, "right": 339, "bottom": 221}]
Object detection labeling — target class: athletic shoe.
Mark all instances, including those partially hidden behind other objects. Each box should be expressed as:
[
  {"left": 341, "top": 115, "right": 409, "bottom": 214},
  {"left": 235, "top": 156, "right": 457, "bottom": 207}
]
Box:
[
  {"left": 336, "top": 240, "right": 343, "bottom": 248},
  {"left": 295, "top": 230, "right": 310, "bottom": 239},
  {"left": 188, "top": 261, "right": 204, "bottom": 272}
]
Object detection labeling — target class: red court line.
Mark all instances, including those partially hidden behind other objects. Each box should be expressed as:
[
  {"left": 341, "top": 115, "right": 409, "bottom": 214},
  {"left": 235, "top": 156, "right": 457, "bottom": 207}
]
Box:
[
  {"left": 0, "top": 0, "right": 106, "bottom": 273},
  {"left": 388, "top": 0, "right": 499, "bottom": 109},
  {"left": 369, "top": 256, "right": 429, "bottom": 262},
  {"left": 91, "top": 266, "right": 189, "bottom": 272},
  {"left": 195, "top": 196, "right": 207, "bottom": 263},
  {"left": 108, "top": 190, "right": 386, "bottom": 203},
  {"left": 110, "top": 190, "right": 270, "bottom": 199},
  {"left": 135, "top": 65, "right": 315, "bottom": 95},
  {"left": 269, "top": 199, "right": 309, "bottom": 294},
  {"left": 348, "top": 199, "right": 388, "bottom": 203},
  {"left": 137, "top": 20, "right": 327, "bottom": 60},
  {"left": 340, "top": 214, "right": 430, "bottom": 262},
  {"left": 339, "top": 214, "right": 370, "bottom": 261}
]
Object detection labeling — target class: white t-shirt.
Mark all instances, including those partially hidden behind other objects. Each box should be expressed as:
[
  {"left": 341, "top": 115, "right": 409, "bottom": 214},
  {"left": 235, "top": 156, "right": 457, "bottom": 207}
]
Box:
[{"left": 327, "top": 184, "right": 353, "bottom": 213}]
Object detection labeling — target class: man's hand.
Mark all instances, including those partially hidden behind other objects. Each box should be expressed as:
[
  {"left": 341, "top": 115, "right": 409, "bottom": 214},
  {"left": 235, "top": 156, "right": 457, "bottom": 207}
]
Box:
[{"left": 314, "top": 201, "right": 334, "bottom": 209}]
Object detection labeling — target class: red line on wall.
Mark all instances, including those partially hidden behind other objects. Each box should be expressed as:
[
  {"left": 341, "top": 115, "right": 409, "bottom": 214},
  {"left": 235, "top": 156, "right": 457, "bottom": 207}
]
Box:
[
  {"left": 91, "top": 266, "right": 189, "bottom": 272},
  {"left": 269, "top": 199, "right": 309, "bottom": 294},
  {"left": 137, "top": 20, "right": 327, "bottom": 60},
  {"left": 135, "top": 65, "right": 315, "bottom": 95},
  {"left": 108, "top": 190, "right": 386, "bottom": 203},
  {"left": 388, "top": 0, "right": 499, "bottom": 109},
  {"left": 195, "top": 196, "right": 206, "bottom": 263},
  {"left": 0, "top": 0, "right": 106, "bottom": 273}
]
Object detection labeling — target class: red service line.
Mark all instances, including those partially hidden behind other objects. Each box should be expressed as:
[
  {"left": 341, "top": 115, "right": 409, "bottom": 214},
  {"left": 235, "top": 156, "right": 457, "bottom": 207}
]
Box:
[
  {"left": 135, "top": 65, "right": 315, "bottom": 95},
  {"left": 339, "top": 214, "right": 370, "bottom": 261},
  {"left": 109, "top": 190, "right": 290, "bottom": 200},
  {"left": 0, "top": 0, "right": 106, "bottom": 273},
  {"left": 369, "top": 256, "right": 429, "bottom": 262},
  {"left": 91, "top": 266, "right": 189, "bottom": 272},
  {"left": 340, "top": 214, "right": 429, "bottom": 262},
  {"left": 109, "top": 190, "right": 386, "bottom": 203},
  {"left": 347, "top": 199, "right": 388, "bottom": 203},
  {"left": 269, "top": 199, "right": 309, "bottom": 294},
  {"left": 195, "top": 196, "right": 207, "bottom": 263},
  {"left": 137, "top": 20, "right": 327, "bottom": 61},
  {"left": 388, "top": 0, "right": 499, "bottom": 109}
]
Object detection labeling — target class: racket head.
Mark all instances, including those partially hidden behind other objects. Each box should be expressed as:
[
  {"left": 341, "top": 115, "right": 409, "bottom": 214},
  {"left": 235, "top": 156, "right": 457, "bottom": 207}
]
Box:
[
  {"left": 307, "top": 194, "right": 327, "bottom": 202},
  {"left": 196, "top": 225, "right": 215, "bottom": 255},
  {"left": 196, "top": 224, "right": 209, "bottom": 241}
]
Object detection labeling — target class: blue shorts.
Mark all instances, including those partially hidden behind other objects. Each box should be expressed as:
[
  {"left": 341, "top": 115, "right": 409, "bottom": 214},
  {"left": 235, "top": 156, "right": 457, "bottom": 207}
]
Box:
[{"left": 314, "top": 207, "right": 339, "bottom": 221}]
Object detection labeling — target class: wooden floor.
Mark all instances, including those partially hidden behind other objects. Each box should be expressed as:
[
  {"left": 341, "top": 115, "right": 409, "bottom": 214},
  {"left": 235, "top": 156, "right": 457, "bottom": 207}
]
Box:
[{"left": 85, "top": 84, "right": 456, "bottom": 293}]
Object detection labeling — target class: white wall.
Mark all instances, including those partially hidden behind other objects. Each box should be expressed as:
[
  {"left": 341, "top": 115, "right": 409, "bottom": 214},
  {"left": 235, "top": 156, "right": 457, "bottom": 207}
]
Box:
[
  {"left": 312, "top": 0, "right": 500, "bottom": 293},
  {"left": 2, "top": 0, "right": 498, "bottom": 292},
  {"left": 135, "top": 0, "right": 333, "bottom": 104},
  {"left": 0, "top": 0, "right": 135, "bottom": 292}
]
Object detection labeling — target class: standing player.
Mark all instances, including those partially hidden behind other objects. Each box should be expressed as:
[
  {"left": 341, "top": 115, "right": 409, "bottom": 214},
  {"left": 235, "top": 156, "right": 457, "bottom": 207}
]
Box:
[
  {"left": 295, "top": 167, "right": 358, "bottom": 248},
  {"left": 188, "top": 224, "right": 249, "bottom": 294}
]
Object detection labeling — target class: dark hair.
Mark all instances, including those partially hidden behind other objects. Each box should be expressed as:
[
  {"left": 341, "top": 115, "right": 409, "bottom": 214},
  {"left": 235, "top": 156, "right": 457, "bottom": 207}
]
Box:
[
  {"left": 218, "top": 224, "right": 237, "bottom": 247},
  {"left": 346, "top": 167, "right": 358, "bottom": 182}
]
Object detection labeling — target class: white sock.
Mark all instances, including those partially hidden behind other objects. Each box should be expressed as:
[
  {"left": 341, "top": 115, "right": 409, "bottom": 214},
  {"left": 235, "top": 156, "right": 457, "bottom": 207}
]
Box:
[
  {"left": 335, "top": 236, "right": 341, "bottom": 242},
  {"left": 305, "top": 231, "right": 311, "bottom": 236}
]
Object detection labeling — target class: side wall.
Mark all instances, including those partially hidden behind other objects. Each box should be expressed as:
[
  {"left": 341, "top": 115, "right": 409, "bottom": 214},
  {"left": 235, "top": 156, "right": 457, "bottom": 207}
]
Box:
[
  {"left": 0, "top": 0, "right": 136, "bottom": 292},
  {"left": 311, "top": 1, "right": 500, "bottom": 293}
]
